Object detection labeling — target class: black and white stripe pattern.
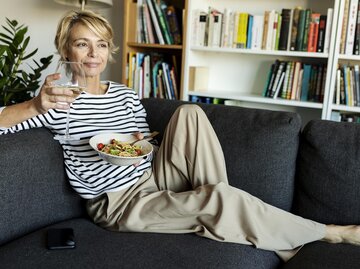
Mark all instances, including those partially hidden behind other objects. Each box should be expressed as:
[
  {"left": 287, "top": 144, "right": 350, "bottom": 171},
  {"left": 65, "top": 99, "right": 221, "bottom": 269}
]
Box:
[{"left": 0, "top": 81, "right": 153, "bottom": 199}]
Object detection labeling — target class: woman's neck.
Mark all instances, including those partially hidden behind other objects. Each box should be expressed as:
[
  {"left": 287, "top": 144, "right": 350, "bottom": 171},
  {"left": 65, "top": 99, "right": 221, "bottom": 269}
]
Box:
[{"left": 85, "top": 77, "right": 107, "bottom": 95}]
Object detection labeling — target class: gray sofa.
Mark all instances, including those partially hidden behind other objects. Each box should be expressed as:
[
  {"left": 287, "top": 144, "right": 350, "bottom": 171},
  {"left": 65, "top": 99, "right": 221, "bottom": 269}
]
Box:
[{"left": 0, "top": 98, "right": 359, "bottom": 269}]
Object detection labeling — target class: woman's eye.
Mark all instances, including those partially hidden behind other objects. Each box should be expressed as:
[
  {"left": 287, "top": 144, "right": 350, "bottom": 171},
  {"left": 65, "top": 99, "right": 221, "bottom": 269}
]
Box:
[
  {"left": 99, "top": 43, "right": 108, "bottom": 48},
  {"left": 77, "top": 43, "right": 87, "bottom": 47}
]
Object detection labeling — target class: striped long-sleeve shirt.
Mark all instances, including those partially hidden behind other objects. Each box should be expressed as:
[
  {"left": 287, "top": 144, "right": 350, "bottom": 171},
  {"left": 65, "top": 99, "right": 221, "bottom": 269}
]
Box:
[{"left": 0, "top": 81, "right": 153, "bottom": 199}]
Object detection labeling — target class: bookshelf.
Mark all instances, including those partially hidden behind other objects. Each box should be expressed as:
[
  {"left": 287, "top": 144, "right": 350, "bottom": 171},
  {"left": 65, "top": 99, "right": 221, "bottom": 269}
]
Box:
[
  {"left": 121, "top": 0, "right": 187, "bottom": 100},
  {"left": 181, "top": 0, "right": 340, "bottom": 123},
  {"left": 323, "top": 0, "right": 360, "bottom": 122},
  {"left": 121, "top": 0, "right": 360, "bottom": 124}
]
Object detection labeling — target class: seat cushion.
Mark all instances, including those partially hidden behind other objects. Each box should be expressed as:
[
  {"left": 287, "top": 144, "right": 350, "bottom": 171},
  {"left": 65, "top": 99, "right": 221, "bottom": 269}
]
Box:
[
  {"left": 142, "top": 98, "right": 301, "bottom": 211},
  {"left": 0, "top": 218, "right": 281, "bottom": 269},
  {"left": 281, "top": 242, "right": 360, "bottom": 269},
  {"left": 293, "top": 120, "right": 360, "bottom": 224}
]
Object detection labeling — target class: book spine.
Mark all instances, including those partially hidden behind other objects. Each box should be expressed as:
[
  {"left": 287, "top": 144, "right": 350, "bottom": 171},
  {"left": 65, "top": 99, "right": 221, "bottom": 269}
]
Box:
[
  {"left": 340, "top": 0, "right": 350, "bottom": 54},
  {"left": 324, "top": 8, "right": 334, "bottom": 53},
  {"left": 251, "top": 15, "right": 264, "bottom": 50},
  {"left": 146, "top": 0, "right": 165, "bottom": 44},
  {"left": 281, "top": 61, "right": 292, "bottom": 98},
  {"left": 237, "top": 13, "right": 248, "bottom": 48},
  {"left": 296, "top": 9, "right": 306, "bottom": 51},
  {"left": 345, "top": 0, "right": 359, "bottom": 55},
  {"left": 278, "top": 9, "right": 291, "bottom": 50},
  {"left": 354, "top": 2, "right": 360, "bottom": 54},
  {"left": 247, "top": 15, "right": 254, "bottom": 49},
  {"left": 153, "top": 0, "right": 173, "bottom": 44},
  {"left": 308, "top": 13, "right": 320, "bottom": 52},
  {"left": 290, "top": 7, "right": 302, "bottom": 51},
  {"left": 261, "top": 11, "right": 270, "bottom": 50},
  {"left": 165, "top": 5, "right": 182, "bottom": 45},
  {"left": 286, "top": 61, "right": 295, "bottom": 99},
  {"left": 316, "top": 15, "right": 327, "bottom": 52},
  {"left": 302, "top": 9, "right": 311, "bottom": 51}
]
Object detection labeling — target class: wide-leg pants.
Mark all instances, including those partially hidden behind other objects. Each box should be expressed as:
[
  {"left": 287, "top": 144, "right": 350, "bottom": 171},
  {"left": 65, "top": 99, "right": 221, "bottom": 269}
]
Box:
[{"left": 86, "top": 104, "right": 325, "bottom": 261}]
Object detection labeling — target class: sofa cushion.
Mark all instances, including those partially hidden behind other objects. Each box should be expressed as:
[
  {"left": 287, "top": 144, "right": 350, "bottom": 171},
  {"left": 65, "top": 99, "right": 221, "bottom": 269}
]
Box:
[
  {"left": 293, "top": 120, "right": 360, "bottom": 224},
  {"left": 142, "top": 98, "right": 302, "bottom": 211},
  {"left": 281, "top": 242, "right": 360, "bottom": 269},
  {"left": 0, "top": 128, "right": 86, "bottom": 245},
  {"left": 0, "top": 218, "right": 281, "bottom": 269}
]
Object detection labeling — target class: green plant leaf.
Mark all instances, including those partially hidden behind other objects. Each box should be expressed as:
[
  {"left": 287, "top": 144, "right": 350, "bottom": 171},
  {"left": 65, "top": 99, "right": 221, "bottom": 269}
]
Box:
[
  {"left": 2, "top": 25, "right": 14, "bottom": 36},
  {"left": 22, "top": 48, "right": 37, "bottom": 60},
  {"left": 22, "top": 36, "right": 30, "bottom": 51},
  {"left": 13, "top": 27, "right": 27, "bottom": 47},
  {"left": 1, "top": 18, "right": 52, "bottom": 105},
  {"left": 0, "top": 32, "right": 13, "bottom": 41}
]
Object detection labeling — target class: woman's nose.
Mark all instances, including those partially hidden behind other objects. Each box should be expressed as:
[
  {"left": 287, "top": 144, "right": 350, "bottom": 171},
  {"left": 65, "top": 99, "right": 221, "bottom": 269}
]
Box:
[{"left": 88, "top": 45, "right": 98, "bottom": 57}]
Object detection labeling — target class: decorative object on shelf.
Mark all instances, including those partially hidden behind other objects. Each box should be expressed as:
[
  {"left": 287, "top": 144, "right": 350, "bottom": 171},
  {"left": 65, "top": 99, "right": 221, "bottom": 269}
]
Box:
[
  {"left": 54, "top": 0, "right": 113, "bottom": 11},
  {"left": 0, "top": 18, "right": 53, "bottom": 106}
]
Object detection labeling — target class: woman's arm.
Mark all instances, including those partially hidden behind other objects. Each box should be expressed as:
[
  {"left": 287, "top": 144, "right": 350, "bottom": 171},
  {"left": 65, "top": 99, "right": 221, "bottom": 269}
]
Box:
[{"left": 0, "top": 73, "right": 76, "bottom": 128}]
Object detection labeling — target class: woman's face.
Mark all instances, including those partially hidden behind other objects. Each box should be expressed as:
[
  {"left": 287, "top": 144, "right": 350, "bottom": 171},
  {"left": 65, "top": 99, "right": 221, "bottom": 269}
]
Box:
[{"left": 66, "top": 22, "right": 109, "bottom": 79}]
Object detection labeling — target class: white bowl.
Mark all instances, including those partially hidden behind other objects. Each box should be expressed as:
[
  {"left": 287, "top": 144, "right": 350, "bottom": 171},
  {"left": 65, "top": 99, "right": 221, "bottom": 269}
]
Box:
[{"left": 89, "top": 133, "right": 153, "bottom": 166}]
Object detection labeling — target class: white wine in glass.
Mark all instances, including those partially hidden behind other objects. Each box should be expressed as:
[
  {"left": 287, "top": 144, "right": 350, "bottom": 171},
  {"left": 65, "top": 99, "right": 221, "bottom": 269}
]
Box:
[{"left": 53, "top": 61, "right": 86, "bottom": 141}]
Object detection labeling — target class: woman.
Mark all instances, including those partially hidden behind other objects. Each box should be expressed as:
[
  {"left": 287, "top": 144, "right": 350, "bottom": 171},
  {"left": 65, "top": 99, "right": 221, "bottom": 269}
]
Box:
[{"left": 0, "top": 10, "right": 359, "bottom": 262}]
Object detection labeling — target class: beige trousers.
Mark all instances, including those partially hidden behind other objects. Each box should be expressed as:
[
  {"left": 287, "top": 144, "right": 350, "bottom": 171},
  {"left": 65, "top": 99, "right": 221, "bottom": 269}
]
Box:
[{"left": 86, "top": 105, "right": 325, "bottom": 261}]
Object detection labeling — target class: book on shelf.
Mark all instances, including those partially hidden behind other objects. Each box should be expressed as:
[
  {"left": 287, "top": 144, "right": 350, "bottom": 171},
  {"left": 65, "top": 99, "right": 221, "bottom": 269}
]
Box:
[
  {"left": 251, "top": 15, "right": 264, "bottom": 50},
  {"left": 191, "top": 5, "right": 333, "bottom": 53},
  {"left": 290, "top": 6, "right": 302, "bottom": 51},
  {"left": 336, "top": 64, "right": 360, "bottom": 106},
  {"left": 301, "top": 9, "right": 312, "bottom": 51},
  {"left": 146, "top": 0, "right": 165, "bottom": 44},
  {"left": 165, "top": 5, "right": 182, "bottom": 44},
  {"left": 264, "top": 59, "right": 327, "bottom": 102},
  {"left": 126, "top": 52, "right": 179, "bottom": 100},
  {"left": 307, "top": 13, "right": 320, "bottom": 52},
  {"left": 345, "top": 0, "right": 359, "bottom": 55},
  {"left": 154, "top": 0, "right": 173, "bottom": 45},
  {"left": 278, "top": 9, "right": 291, "bottom": 50},
  {"left": 189, "top": 95, "right": 225, "bottom": 105},
  {"left": 354, "top": 2, "right": 360, "bottom": 54},
  {"left": 236, "top": 12, "right": 249, "bottom": 48},
  {"left": 135, "top": 0, "right": 182, "bottom": 45},
  {"left": 207, "top": 8, "right": 223, "bottom": 47},
  {"left": 316, "top": 14, "right": 327, "bottom": 52}
]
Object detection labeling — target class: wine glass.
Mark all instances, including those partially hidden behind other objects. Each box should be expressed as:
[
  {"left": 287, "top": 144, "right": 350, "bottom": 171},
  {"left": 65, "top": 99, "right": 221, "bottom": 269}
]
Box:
[{"left": 53, "top": 61, "right": 86, "bottom": 141}]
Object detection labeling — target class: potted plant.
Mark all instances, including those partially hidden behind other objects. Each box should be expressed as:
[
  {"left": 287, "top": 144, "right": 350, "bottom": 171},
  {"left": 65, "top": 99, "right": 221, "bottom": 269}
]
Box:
[{"left": 0, "top": 18, "right": 53, "bottom": 106}]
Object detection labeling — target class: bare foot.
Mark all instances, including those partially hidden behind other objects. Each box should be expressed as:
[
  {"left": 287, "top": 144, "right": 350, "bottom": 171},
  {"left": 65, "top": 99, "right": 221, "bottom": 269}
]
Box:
[{"left": 323, "top": 225, "right": 360, "bottom": 245}]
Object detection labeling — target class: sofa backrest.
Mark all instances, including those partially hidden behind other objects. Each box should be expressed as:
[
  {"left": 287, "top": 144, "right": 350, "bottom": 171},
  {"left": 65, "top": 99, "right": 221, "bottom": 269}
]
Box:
[
  {"left": 293, "top": 119, "right": 360, "bottom": 224},
  {"left": 0, "top": 128, "right": 85, "bottom": 246},
  {"left": 141, "top": 99, "right": 302, "bottom": 211}
]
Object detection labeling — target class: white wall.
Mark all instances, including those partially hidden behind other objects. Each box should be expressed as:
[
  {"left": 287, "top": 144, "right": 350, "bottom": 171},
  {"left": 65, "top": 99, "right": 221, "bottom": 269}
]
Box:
[{"left": 0, "top": 0, "right": 124, "bottom": 88}]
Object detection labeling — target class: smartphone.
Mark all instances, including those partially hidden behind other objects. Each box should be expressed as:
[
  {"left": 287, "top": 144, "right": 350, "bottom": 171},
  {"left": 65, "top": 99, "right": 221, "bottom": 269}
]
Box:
[{"left": 47, "top": 228, "right": 75, "bottom": 250}]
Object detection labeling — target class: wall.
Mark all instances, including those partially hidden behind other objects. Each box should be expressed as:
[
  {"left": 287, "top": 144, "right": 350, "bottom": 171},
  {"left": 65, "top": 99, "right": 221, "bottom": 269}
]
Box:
[{"left": 0, "top": 0, "right": 124, "bottom": 88}]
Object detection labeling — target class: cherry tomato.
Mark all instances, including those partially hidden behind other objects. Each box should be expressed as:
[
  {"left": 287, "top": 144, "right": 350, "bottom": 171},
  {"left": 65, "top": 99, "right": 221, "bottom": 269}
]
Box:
[
  {"left": 135, "top": 149, "right": 142, "bottom": 156},
  {"left": 97, "top": 143, "right": 105, "bottom": 150}
]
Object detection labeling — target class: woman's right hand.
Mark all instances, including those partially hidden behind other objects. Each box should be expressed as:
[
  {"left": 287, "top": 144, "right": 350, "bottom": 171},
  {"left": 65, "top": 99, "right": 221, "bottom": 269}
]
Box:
[{"left": 33, "top": 73, "right": 77, "bottom": 114}]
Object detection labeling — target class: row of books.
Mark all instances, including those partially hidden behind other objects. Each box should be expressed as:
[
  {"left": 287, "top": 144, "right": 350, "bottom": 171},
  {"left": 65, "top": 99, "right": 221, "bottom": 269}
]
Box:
[
  {"left": 334, "top": 64, "right": 360, "bottom": 106},
  {"left": 331, "top": 111, "right": 360, "bottom": 122},
  {"left": 339, "top": 0, "right": 360, "bottom": 55},
  {"left": 191, "top": 6, "right": 333, "bottom": 53},
  {"left": 190, "top": 95, "right": 224, "bottom": 104},
  {"left": 263, "top": 59, "right": 327, "bottom": 103},
  {"left": 136, "top": 0, "right": 182, "bottom": 45},
  {"left": 127, "top": 52, "right": 179, "bottom": 100}
]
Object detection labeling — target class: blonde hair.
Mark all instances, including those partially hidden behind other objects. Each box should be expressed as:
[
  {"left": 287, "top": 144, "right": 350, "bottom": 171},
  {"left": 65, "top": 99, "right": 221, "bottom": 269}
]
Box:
[{"left": 54, "top": 10, "right": 118, "bottom": 62}]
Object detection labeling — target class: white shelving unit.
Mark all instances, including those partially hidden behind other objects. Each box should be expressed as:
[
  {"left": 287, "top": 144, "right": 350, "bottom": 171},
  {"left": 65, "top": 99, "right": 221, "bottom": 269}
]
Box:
[
  {"left": 323, "top": 0, "right": 360, "bottom": 120},
  {"left": 181, "top": 0, "right": 341, "bottom": 123}
]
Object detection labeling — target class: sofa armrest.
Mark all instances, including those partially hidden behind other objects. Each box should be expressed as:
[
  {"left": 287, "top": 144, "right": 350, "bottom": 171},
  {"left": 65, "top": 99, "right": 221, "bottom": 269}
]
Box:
[{"left": 0, "top": 128, "right": 86, "bottom": 245}]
